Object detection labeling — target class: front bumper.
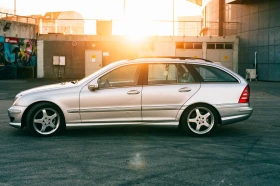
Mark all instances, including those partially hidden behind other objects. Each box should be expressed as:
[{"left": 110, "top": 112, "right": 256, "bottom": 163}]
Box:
[
  {"left": 215, "top": 103, "right": 253, "bottom": 125},
  {"left": 7, "top": 106, "right": 27, "bottom": 129}
]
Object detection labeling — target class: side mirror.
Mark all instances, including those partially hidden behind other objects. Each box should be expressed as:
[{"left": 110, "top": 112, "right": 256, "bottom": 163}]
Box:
[{"left": 88, "top": 83, "right": 99, "bottom": 91}]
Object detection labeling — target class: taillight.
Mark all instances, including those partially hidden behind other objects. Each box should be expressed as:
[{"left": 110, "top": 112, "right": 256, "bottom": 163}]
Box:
[{"left": 239, "top": 85, "right": 250, "bottom": 103}]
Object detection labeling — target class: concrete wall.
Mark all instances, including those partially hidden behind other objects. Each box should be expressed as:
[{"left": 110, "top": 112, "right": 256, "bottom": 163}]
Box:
[
  {"left": 205, "top": 0, "right": 280, "bottom": 81},
  {"left": 38, "top": 35, "right": 238, "bottom": 78},
  {"left": 39, "top": 35, "right": 142, "bottom": 78},
  {"left": 0, "top": 20, "right": 37, "bottom": 38}
]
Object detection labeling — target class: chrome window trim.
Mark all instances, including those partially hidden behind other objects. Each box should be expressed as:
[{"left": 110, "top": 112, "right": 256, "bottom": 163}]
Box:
[
  {"left": 142, "top": 82, "right": 200, "bottom": 87},
  {"left": 97, "top": 84, "right": 143, "bottom": 90}
]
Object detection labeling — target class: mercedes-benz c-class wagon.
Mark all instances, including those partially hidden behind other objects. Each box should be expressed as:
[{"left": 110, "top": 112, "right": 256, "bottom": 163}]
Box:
[{"left": 8, "top": 57, "right": 253, "bottom": 136}]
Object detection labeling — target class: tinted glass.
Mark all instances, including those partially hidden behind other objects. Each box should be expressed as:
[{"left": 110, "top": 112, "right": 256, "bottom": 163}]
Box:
[
  {"left": 216, "top": 43, "right": 224, "bottom": 49},
  {"left": 176, "top": 42, "right": 184, "bottom": 49},
  {"left": 148, "top": 64, "right": 195, "bottom": 85},
  {"left": 207, "top": 43, "right": 215, "bottom": 49},
  {"left": 194, "top": 43, "right": 202, "bottom": 49},
  {"left": 148, "top": 64, "right": 177, "bottom": 85},
  {"left": 225, "top": 43, "right": 233, "bottom": 49},
  {"left": 177, "top": 64, "right": 195, "bottom": 83},
  {"left": 185, "top": 43, "right": 193, "bottom": 49},
  {"left": 99, "top": 65, "right": 140, "bottom": 88},
  {"left": 193, "top": 65, "right": 237, "bottom": 82}
]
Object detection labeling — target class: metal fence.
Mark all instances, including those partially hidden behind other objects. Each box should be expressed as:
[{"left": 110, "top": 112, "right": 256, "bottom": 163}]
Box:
[
  {"left": 39, "top": 19, "right": 239, "bottom": 36},
  {"left": 0, "top": 12, "right": 238, "bottom": 36},
  {"left": 0, "top": 12, "right": 37, "bottom": 24}
]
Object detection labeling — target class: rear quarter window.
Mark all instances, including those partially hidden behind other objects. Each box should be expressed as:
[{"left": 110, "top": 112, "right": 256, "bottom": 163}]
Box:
[{"left": 193, "top": 65, "right": 238, "bottom": 82}]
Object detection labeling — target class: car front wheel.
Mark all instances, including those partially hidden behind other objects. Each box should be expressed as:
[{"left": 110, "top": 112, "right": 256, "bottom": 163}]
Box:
[
  {"left": 26, "top": 103, "right": 64, "bottom": 136},
  {"left": 181, "top": 105, "right": 217, "bottom": 136}
]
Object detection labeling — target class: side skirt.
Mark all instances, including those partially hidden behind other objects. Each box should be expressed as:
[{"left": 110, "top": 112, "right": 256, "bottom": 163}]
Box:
[{"left": 66, "top": 121, "right": 179, "bottom": 128}]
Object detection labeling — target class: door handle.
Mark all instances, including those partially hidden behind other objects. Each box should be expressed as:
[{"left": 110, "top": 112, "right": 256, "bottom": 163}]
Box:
[
  {"left": 178, "top": 87, "right": 191, "bottom": 92},
  {"left": 127, "top": 90, "right": 140, "bottom": 95}
]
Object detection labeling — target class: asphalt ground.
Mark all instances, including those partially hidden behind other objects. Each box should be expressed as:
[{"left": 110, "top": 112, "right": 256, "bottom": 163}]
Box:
[{"left": 0, "top": 79, "right": 280, "bottom": 186}]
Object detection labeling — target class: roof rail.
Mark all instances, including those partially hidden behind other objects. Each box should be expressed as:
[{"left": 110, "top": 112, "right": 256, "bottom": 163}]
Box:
[{"left": 135, "top": 56, "right": 213, "bottom": 63}]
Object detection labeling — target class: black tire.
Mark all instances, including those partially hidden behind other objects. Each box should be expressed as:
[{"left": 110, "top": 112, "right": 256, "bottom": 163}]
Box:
[
  {"left": 26, "top": 103, "right": 65, "bottom": 136},
  {"left": 181, "top": 104, "right": 218, "bottom": 136}
]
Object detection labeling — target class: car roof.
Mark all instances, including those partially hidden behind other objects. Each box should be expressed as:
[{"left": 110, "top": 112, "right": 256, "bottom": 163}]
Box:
[
  {"left": 132, "top": 56, "right": 213, "bottom": 63},
  {"left": 125, "top": 56, "right": 213, "bottom": 66}
]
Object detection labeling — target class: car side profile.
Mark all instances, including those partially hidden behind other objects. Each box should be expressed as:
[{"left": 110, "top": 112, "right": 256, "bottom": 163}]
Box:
[{"left": 8, "top": 57, "right": 253, "bottom": 136}]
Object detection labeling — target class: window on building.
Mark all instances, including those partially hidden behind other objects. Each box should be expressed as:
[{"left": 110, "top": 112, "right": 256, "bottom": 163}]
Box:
[
  {"left": 185, "top": 43, "right": 193, "bottom": 49},
  {"left": 176, "top": 42, "right": 203, "bottom": 49},
  {"left": 225, "top": 43, "right": 233, "bottom": 49},
  {"left": 194, "top": 43, "right": 203, "bottom": 49},
  {"left": 216, "top": 43, "right": 224, "bottom": 49},
  {"left": 207, "top": 43, "right": 233, "bottom": 49},
  {"left": 207, "top": 43, "right": 215, "bottom": 49},
  {"left": 176, "top": 42, "right": 184, "bottom": 49}
]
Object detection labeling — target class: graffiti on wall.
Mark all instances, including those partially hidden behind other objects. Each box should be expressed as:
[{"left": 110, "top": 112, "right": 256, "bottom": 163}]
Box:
[{"left": 0, "top": 36, "right": 37, "bottom": 79}]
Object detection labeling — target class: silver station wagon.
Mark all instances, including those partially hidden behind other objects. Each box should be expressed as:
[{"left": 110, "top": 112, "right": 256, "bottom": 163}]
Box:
[{"left": 8, "top": 57, "right": 253, "bottom": 136}]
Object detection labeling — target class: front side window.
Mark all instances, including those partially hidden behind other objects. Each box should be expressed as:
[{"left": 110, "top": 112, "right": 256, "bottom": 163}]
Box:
[
  {"left": 193, "top": 65, "right": 237, "bottom": 82},
  {"left": 99, "top": 64, "right": 140, "bottom": 88},
  {"left": 147, "top": 63, "right": 195, "bottom": 85}
]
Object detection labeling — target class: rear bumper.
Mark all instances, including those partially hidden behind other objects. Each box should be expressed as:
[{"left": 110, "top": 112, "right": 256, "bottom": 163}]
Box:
[{"left": 215, "top": 103, "right": 253, "bottom": 125}]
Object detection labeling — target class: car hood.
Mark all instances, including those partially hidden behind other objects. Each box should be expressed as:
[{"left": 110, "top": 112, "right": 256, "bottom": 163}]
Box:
[{"left": 16, "top": 82, "right": 75, "bottom": 97}]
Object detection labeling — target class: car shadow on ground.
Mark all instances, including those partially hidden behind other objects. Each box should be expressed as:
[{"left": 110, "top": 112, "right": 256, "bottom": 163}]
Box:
[{"left": 9, "top": 124, "right": 250, "bottom": 139}]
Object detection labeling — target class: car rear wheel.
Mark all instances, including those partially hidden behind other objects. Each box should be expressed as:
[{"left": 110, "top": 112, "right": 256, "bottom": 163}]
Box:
[
  {"left": 26, "top": 103, "right": 64, "bottom": 136},
  {"left": 181, "top": 105, "right": 217, "bottom": 136}
]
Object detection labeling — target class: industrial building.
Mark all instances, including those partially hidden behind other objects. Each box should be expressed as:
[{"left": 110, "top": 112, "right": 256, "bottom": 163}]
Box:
[{"left": 0, "top": 0, "right": 279, "bottom": 81}]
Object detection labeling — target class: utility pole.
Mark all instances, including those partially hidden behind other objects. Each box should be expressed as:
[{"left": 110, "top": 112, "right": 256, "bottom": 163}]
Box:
[
  {"left": 14, "top": 0, "right": 16, "bottom": 15},
  {"left": 172, "top": 0, "right": 174, "bottom": 36},
  {"left": 124, "top": 0, "right": 126, "bottom": 19}
]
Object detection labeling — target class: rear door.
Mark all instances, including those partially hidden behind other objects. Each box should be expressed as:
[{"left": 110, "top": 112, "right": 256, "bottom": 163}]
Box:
[{"left": 141, "top": 62, "right": 201, "bottom": 122}]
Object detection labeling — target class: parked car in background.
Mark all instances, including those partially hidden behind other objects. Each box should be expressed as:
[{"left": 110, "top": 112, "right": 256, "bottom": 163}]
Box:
[{"left": 8, "top": 57, "right": 253, "bottom": 136}]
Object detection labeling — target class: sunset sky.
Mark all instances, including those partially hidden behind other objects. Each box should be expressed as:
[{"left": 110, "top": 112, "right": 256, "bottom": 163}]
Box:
[{"left": 0, "top": 0, "right": 202, "bottom": 19}]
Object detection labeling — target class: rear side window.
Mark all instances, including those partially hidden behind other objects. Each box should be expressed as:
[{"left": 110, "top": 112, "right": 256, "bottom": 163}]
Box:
[
  {"left": 148, "top": 64, "right": 177, "bottom": 85},
  {"left": 147, "top": 63, "right": 195, "bottom": 85},
  {"left": 193, "top": 65, "right": 237, "bottom": 82}
]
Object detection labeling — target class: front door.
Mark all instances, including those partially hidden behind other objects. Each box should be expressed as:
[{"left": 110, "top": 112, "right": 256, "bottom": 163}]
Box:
[
  {"left": 85, "top": 50, "right": 102, "bottom": 77},
  {"left": 80, "top": 63, "right": 143, "bottom": 123}
]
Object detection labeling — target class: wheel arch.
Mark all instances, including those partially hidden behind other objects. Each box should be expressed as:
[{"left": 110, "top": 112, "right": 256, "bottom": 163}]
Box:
[
  {"left": 21, "top": 101, "right": 66, "bottom": 128},
  {"left": 179, "top": 102, "right": 222, "bottom": 127}
]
